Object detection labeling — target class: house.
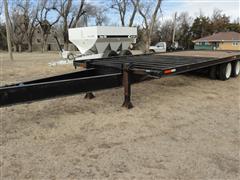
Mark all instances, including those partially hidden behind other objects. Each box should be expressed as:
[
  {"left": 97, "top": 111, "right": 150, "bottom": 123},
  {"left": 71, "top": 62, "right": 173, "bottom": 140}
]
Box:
[
  {"left": 32, "top": 27, "right": 77, "bottom": 52},
  {"left": 193, "top": 32, "right": 240, "bottom": 51}
]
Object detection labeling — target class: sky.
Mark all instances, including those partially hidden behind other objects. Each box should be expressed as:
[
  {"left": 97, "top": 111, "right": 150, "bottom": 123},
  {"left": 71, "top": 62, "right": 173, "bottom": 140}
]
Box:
[
  {"left": 91, "top": 0, "right": 239, "bottom": 24},
  {"left": 0, "top": 0, "right": 239, "bottom": 24},
  {"left": 160, "top": 0, "right": 239, "bottom": 21}
]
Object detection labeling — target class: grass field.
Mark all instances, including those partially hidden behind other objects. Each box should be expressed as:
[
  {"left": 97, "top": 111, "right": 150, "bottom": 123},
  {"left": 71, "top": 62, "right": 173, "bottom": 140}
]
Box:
[{"left": 0, "top": 51, "right": 239, "bottom": 179}]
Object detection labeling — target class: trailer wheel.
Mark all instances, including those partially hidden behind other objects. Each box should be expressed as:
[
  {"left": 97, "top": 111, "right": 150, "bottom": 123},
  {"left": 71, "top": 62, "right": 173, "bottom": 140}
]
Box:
[
  {"left": 67, "top": 53, "right": 75, "bottom": 60},
  {"left": 218, "top": 62, "right": 232, "bottom": 81},
  {"left": 119, "top": 50, "right": 132, "bottom": 56},
  {"left": 209, "top": 65, "right": 217, "bottom": 79},
  {"left": 103, "top": 50, "right": 118, "bottom": 58},
  {"left": 231, "top": 61, "right": 240, "bottom": 77}
]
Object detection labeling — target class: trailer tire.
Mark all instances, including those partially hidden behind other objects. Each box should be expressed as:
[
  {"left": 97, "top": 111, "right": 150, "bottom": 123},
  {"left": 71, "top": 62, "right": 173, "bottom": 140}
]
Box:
[
  {"left": 209, "top": 65, "right": 217, "bottom": 79},
  {"left": 67, "top": 53, "right": 75, "bottom": 60},
  {"left": 103, "top": 50, "right": 118, "bottom": 58},
  {"left": 231, "top": 61, "right": 240, "bottom": 77},
  {"left": 218, "top": 62, "right": 232, "bottom": 81},
  {"left": 119, "top": 50, "right": 132, "bottom": 56}
]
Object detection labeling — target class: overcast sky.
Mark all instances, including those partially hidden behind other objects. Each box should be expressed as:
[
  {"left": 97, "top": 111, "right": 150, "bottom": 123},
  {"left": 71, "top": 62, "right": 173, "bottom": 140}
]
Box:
[
  {"left": 1, "top": 0, "right": 239, "bottom": 24},
  {"left": 161, "top": 0, "right": 239, "bottom": 21},
  {"left": 89, "top": 0, "right": 239, "bottom": 25}
]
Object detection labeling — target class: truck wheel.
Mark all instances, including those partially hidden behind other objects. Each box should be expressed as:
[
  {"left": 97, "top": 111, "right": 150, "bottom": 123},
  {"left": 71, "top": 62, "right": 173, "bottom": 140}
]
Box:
[
  {"left": 119, "top": 50, "right": 132, "bottom": 56},
  {"left": 209, "top": 65, "right": 217, "bottom": 79},
  {"left": 150, "top": 49, "right": 155, "bottom": 53},
  {"left": 103, "top": 50, "right": 118, "bottom": 58},
  {"left": 231, "top": 61, "right": 240, "bottom": 77},
  {"left": 218, "top": 62, "right": 232, "bottom": 81}
]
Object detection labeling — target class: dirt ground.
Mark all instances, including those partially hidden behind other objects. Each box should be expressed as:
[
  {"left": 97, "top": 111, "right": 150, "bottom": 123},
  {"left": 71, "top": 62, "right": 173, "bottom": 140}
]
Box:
[{"left": 0, "top": 51, "right": 239, "bottom": 179}]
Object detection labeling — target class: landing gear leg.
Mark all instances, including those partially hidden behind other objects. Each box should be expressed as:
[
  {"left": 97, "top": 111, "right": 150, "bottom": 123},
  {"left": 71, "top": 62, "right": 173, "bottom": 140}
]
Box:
[
  {"left": 84, "top": 92, "right": 95, "bottom": 99},
  {"left": 122, "top": 64, "right": 133, "bottom": 109}
]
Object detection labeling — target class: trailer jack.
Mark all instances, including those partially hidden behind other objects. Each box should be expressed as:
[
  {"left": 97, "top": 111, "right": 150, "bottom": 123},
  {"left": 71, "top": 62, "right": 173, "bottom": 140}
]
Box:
[{"left": 122, "top": 64, "right": 133, "bottom": 109}]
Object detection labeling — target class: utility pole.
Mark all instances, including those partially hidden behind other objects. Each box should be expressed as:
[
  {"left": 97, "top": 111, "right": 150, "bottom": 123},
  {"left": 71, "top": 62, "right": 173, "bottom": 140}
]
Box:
[
  {"left": 4, "top": 0, "right": 13, "bottom": 61},
  {"left": 172, "top": 12, "right": 177, "bottom": 45}
]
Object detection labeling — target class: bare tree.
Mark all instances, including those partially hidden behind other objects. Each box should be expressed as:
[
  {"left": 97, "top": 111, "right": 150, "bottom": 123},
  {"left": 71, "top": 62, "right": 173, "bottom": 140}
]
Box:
[
  {"left": 160, "top": 20, "right": 173, "bottom": 44},
  {"left": 0, "top": 1, "right": 3, "bottom": 16},
  {"left": 175, "top": 12, "right": 192, "bottom": 49},
  {"left": 111, "top": 0, "right": 127, "bottom": 26},
  {"left": 111, "top": 0, "right": 138, "bottom": 27},
  {"left": 37, "top": 0, "right": 60, "bottom": 52},
  {"left": 54, "top": 0, "right": 87, "bottom": 50},
  {"left": 129, "top": 0, "right": 138, "bottom": 27},
  {"left": 17, "top": 0, "right": 39, "bottom": 52},
  {"left": 95, "top": 8, "right": 109, "bottom": 26},
  {"left": 211, "top": 8, "right": 230, "bottom": 33},
  {"left": 3, "top": 0, "right": 13, "bottom": 60},
  {"left": 10, "top": 4, "right": 28, "bottom": 52},
  {"left": 138, "top": 0, "right": 163, "bottom": 51}
]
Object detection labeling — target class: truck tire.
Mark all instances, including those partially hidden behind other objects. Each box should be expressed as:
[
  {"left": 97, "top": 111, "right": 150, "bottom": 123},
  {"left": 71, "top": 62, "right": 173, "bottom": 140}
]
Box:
[
  {"left": 231, "top": 61, "right": 240, "bottom": 77},
  {"left": 218, "top": 62, "right": 232, "bottom": 81},
  {"left": 119, "top": 50, "right": 132, "bottom": 56},
  {"left": 103, "top": 50, "right": 118, "bottom": 58},
  {"left": 209, "top": 65, "right": 217, "bottom": 79},
  {"left": 150, "top": 49, "right": 155, "bottom": 53}
]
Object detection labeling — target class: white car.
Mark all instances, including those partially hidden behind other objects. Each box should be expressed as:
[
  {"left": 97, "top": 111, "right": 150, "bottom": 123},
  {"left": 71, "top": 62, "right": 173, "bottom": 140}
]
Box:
[{"left": 149, "top": 42, "right": 167, "bottom": 53}]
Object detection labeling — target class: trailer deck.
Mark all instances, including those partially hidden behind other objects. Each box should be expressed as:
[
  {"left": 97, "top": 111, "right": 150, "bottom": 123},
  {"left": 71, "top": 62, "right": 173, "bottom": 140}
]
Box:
[
  {"left": 1, "top": 52, "right": 239, "bottom": 108},
  {"left": 82, "top": 54, "right": 237, "bottom": 76}
]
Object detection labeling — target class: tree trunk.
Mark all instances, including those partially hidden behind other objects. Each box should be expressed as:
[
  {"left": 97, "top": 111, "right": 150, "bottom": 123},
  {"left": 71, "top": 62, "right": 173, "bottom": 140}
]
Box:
[
  {"left": 41, "top": 34, "right": 48, "bottom": 52},
  {"left": 18, "top": 44, "right": 22, "bottom": 53},
  {"left": 145, "top": 39, "right": 150, "bottom": 53},
  {"left": 4, "top": 0, "right": 13, "bottom": 60},
  {"left": 41, "top": 41, "right": 44, "bottom": 53},
  {"left": 63, "top": 18, "right": 68, "bottom": 51},
  {"left": 144, "top": 31, "right": 151, "bottom": 52},
  {"left": 44, "top": 39, "right": 47, "bottom": 52},
  {"left": 64, "top": 42, "right": 68, "bottom": 51},
  {"left": 28, "top": 41, "right": 32, "bottom": 52},
  {"left": 13, "top": 44, "right": 17, "bottom": 52}
]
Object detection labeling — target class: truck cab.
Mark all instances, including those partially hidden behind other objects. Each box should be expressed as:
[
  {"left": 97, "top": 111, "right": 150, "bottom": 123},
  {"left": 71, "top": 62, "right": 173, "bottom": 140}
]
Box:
[{"left": 149, "top": 42, "right": 167, "bottom": 53}]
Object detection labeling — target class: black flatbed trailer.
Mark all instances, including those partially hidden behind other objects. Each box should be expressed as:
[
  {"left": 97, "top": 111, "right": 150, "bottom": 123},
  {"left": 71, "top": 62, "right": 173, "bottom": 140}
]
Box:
[{"left": 1, "top": 53, "right": 239, "bottom": 108}]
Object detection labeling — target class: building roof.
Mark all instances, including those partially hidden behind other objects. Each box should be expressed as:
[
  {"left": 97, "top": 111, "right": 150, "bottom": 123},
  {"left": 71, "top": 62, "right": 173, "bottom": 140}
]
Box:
[{"left": 193, "top": 32, "right": 240, "bottom": 43}]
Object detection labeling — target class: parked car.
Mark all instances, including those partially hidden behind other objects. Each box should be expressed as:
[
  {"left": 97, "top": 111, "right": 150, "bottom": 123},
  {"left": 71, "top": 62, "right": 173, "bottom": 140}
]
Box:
[{"left": 149, "top": 42, "right": 167, "bottom": 53}]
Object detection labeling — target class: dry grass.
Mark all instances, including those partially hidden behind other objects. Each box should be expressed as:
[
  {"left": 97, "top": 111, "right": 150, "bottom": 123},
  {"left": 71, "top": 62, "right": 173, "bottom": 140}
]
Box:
[
  {"left": 0, "top": 52, "right": 75, "bottom": 84},
  {"left": 0, "top": 51, "right": 239, "bottom": 179}
]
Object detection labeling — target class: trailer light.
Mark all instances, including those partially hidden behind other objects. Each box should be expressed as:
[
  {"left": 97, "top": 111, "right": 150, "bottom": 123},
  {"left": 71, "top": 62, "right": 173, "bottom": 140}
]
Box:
[
  {"left": 164, "top": 69, "right": 176, "bottom": 74},
  {"left": 79, "top": 63, "right": 87, "bottom": 68}
]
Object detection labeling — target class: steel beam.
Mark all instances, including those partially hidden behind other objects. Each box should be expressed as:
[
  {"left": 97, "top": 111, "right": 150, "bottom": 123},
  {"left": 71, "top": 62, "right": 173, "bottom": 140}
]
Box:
[{"left": 0, "top": 73, "right": 122, "bottom": 107}]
